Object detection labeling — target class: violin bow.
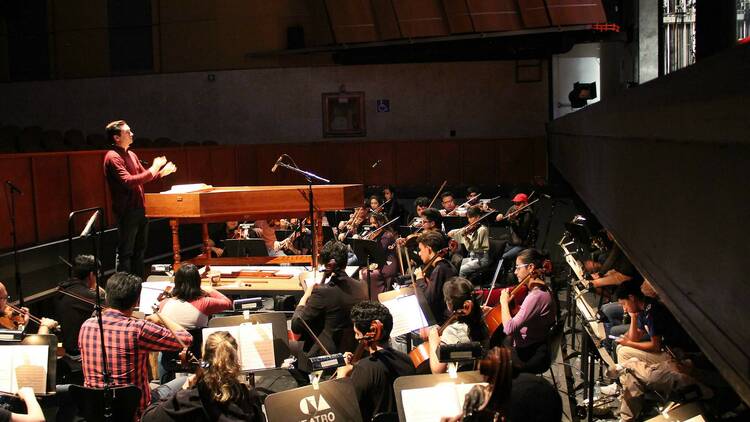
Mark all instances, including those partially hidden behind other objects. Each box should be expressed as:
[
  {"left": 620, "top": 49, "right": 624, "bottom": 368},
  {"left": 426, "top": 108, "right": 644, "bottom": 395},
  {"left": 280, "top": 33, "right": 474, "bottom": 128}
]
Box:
[{"left": 427, "top": 180, "right": 447, "bottom": 209}]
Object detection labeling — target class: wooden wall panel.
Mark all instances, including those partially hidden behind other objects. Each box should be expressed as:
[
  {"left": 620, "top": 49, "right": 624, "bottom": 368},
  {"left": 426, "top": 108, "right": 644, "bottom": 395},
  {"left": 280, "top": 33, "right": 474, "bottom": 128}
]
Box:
[
  {"left": 460, "top": 139, "right": 498, "bottom": 185},
  {"left": 0, "top": 157, "right": 36, "bottom": 248},
  {"left": 69, "top": 152, "right": 109, "bottom": 230},
  {"left": 392, "top": 0, "right": 449, "bottom": 38},
  {"left": 429, "top": 140, "right": 461, "bottom": 185},
  {"left": 31, "top": 155, "right": 71, "bottom": 243},
  {"left": 0, "top": 137, "right": 544, "bottom": 251},
  {"left": 209, "top": 147, "right": 237, "bottom": 186},
  {"left": 466, "top": 0, "right": 523, "bottom": 32},
  {"left": 324, "top": 142, "right": 363, "bottom": 184},
  {"left": 360, "top": 141, "right": 394, "bottom": 187},
  {"left": 394, "top": 141, "right": 428, "bottom": 185},
  {"left": 325, "top": 0, "right": 379, "bottom": 43},
  {"left": 235, "top": 145, "right": 258, "bottom": 186}
]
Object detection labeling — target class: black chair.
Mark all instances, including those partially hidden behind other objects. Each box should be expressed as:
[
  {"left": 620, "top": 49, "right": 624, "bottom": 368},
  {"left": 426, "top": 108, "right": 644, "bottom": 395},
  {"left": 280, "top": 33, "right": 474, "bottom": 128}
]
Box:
[
  {"left": 371, "top": 412, "right": 398, "bottom": 422},
  {"left": 17, "top": 125, "right": 44, "bottom": 152},
  {"left": 69, "top": 384, "right": 141, "bottom": 422},
  {"left": 63, "top": 129, "right": 87, "bottom": 150}
]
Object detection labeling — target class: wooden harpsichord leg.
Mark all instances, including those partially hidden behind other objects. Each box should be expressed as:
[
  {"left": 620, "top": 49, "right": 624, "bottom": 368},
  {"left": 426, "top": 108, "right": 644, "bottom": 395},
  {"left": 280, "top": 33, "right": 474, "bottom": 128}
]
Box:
[
  {"left": 314, "top": 211, "right": 324, "bottom": 268},
  {"left": 202, "top": 223, "right": 211, "bottom": 267},
  {"left": 170, "top": 218, "right": 181, "bottom": 270}
]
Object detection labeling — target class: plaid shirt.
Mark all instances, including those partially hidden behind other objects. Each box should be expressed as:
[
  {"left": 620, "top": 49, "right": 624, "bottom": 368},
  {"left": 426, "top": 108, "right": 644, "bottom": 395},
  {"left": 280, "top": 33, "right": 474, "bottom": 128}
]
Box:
[{"left": 79, "top": 309, "right": 192, "bottom": 412}]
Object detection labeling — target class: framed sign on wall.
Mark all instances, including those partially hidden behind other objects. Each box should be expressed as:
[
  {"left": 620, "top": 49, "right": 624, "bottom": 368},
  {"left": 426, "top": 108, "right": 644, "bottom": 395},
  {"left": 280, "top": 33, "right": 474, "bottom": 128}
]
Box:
[{"left": 322, "top": 90, "right": 366, "bottom": 137}]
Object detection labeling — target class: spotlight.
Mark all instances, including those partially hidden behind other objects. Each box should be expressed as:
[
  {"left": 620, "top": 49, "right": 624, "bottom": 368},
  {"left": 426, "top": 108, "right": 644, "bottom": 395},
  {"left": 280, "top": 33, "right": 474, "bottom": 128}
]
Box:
[{"left": 568, "top": 82, "right": 597, "bottom": 108}]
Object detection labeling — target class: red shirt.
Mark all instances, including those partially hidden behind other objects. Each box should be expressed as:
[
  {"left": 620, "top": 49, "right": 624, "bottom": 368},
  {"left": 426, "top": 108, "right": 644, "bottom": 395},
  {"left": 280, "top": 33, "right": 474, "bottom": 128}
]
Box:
[
  {"left": 103, "top": 146, "right": 158, "bottom": 218},
  {"left": 79, "top": 309, "right": 192, "bottom": 413}
]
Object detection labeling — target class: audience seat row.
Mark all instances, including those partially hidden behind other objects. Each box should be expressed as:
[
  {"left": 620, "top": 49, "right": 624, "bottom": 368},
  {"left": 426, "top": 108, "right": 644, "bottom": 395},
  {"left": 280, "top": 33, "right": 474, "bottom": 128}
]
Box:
[{"left": 0, "top": 124, "right": 218, "bottom": 153}]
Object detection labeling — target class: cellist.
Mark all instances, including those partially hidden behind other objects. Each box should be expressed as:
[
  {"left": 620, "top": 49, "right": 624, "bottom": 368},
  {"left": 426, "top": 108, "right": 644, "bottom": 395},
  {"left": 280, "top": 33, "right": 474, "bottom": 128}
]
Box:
[
  {"left": 497, "top": 248, "right": 556, "bottom": 374},
  {"left": 335, "top": 301, "right": 414, "bottom": 422}
]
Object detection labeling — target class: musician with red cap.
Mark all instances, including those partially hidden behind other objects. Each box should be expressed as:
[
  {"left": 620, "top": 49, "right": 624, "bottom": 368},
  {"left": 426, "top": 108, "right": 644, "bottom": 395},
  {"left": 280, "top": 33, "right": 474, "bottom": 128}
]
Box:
[{"left": 495, "top": 193, "right": 537, "bottom": 266}]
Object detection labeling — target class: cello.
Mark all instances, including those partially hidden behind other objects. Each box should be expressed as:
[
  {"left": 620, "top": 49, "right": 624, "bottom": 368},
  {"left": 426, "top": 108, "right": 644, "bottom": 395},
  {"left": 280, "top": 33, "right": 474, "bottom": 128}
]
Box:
[
  {"left": 483, "top": 273, "right": 533, "bottom": 338},
  {"left": 333, "top": 320, "right": 383, "bottom": 379}
]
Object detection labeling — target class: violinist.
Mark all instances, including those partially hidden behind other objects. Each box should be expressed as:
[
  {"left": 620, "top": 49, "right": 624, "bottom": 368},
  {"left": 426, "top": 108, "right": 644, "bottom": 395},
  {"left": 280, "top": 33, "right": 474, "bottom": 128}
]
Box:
[
  {"left": 0, "top": 281, "right": 59, "bottom": 334},
  {"left": 449, "top": 205, "right": 490, "bottom": 280},
  {"left": 439, "top": 191, "right": 458, "bottom": 216},
  {"left": 383, "top": 185, "right": 406, "bottom": 222},
  {"left": 495, "top": 193, "right": 537, "bottom": 265},
  {"left": 428, "top": 277, "right": 488, "bottom": 374},
  {"left": 498, "top": 249, "right": 556, "bottom": 374},
  {"left": 54, "top": 254, "right": 101, "bottom": 355},
  {"left": 79, "top": 272, "right": 193, "bottom": 414},
  {"left": 157, "top": 264, "right": 232, "bottom": 330},
  {"left": 408, "top": 196, "right": 431, "bottom": 228},
  {"left": 360, "top": 212, "right": 398, "bottom": 298},
  {"left": 335, "top": 301, "right": 414, "bottom": 422},
  {"left": 414, "top": 231, "right": 457, "bottom": 324},
  {"left": 368, "top": 195, "right": 382, "bottom": 213},
  {"left": 252, "top": 219, "right": 285, "bottom": 256},
  {"left": 207, "top": 220, "right": 249, "bottom": 257},
  {"left": 291, "top": 241, "right": 367, "bottom": 358}
]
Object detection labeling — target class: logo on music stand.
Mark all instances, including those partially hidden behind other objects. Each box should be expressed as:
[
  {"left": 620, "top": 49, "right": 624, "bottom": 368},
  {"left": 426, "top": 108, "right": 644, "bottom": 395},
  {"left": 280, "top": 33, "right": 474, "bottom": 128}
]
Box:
[{"left": 300, "top": 394, "right": 331, "bottom": 415}]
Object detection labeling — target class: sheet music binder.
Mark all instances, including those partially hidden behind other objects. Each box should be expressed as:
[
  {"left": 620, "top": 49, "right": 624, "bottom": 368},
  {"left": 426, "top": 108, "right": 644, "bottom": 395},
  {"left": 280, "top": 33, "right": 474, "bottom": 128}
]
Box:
[
  {"left": 207, "top": 313, "right": 290, "bottom": 368},
  {"left": 265, "top": 379, "right": 362, "bottom": 422},
  {"left": 394, "top": 371, "right": 485, "bottom": 422}
]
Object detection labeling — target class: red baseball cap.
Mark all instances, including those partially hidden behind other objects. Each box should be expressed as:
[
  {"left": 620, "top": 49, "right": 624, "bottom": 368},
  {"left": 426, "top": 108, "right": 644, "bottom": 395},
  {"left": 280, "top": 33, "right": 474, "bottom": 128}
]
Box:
[{"left": 512, "top": 193, "right": 528, "bottom": 203}]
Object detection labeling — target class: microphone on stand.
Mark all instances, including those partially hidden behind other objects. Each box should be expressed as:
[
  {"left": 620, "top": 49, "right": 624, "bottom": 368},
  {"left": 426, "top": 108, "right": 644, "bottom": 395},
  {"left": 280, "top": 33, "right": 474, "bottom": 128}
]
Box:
[
  {"left": 371, "top": 159, "right": 382, "bottom": 168},
  {"left": 271, "top": 155, "right": 284, "bottom": 173},
  {"left": 80, "top": 210, "right": 100, "bottom": 238},
  {"left": 5, "top": 180, "right": 22, "bottom": 195}
]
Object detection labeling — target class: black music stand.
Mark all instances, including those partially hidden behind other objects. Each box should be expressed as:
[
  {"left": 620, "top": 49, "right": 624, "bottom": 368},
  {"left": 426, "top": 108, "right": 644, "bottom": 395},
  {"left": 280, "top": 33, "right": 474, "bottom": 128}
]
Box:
[
  {"left": 223, "top": 238, "right": 268, "bottom": 257},
  {"left": 351, "top": 238, "right": 385, "bottom": 300},
  {"left": 442, "top": 215, "right": 467, "bottom": 232},
  {"left": 265, "top": 379, "right": 362, "bottom": 422}
]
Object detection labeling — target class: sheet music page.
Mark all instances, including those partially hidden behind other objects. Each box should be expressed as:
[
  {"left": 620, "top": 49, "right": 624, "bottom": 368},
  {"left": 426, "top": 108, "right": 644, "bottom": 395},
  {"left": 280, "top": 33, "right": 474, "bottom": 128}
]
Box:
[
  {"left": 202, "top": 326, "right": 242, "bottom": 351},
  {"left": 139, "top": 281, "right": 173, "bottom": 315},
  {"left": 383, "top": 294, "right": 428, "bottom": 337},
  {"left": 0, "top": 345, "right": 49, "bottom": 394},
  {"left": 401, "top": 382, "right": 486, "bottom": 422},
  {"left": 238, "top": 323, "right": 275, "bottom": 371},
  {"left": 161, "top": 183, "right": 212, "bottom": 194}
]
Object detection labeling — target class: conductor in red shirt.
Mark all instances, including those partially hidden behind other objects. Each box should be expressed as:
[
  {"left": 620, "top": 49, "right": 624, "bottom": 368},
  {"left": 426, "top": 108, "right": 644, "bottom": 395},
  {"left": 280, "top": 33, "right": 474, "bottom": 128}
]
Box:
[{"left": 103, "top": 120, "right": 176, "bottom": 277}]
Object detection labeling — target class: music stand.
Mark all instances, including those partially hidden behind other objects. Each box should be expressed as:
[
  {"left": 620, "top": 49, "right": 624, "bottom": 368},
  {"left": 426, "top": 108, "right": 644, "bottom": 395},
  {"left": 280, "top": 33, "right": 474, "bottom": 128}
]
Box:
[
  {"left": 394, "top": 371, "right": 485, "bottom": 422},
  {"left": 21, "top": 334, "right": 58, "bottom": 395},
  {"left": 223, "top": 239, "right": 268, "bottom": 257},
  {"left": 207, "top": 313, "right": 290, "bottom": 368},
  {"left": 351, "top": 238, "right": 385, "bottom": 300},
  {"left": 265, "top": 379, "right": 362, "bottom": 422}
]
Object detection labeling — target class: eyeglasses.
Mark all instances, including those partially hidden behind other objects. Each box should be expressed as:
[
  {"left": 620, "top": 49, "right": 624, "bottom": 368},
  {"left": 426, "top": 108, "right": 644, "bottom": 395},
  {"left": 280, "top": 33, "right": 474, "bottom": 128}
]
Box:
[{"left": 515, "top": 264, "right": 530, "bottom": 271}]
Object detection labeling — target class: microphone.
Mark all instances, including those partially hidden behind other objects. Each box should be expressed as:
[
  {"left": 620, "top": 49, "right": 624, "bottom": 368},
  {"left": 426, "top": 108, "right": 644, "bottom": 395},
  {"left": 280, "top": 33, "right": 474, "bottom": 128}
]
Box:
[
  {"left": 371, "top": 159, "right": 382, "bottom": 168},
  {"left": 5, "top": 180, "right": 22, "bottom": 195},
  {"left": 80, "top": 210, "right": 100, "bottom": 238},
  {"left": 271, "top": 155, "right": 283, "bottom": 173}
]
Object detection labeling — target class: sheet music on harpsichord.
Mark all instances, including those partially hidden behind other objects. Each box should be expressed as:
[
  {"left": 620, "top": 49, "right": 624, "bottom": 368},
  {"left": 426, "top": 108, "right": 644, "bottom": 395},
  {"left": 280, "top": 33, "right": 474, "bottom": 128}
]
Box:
[
  {"left": 160, "top": 183, "right": 213, "bottom": 194},
  {"left": 0, "top": 345, "right": 48, "bottom": 394},
  {"left": 202, "top": 323, "right": 275, "bottom": 371}
]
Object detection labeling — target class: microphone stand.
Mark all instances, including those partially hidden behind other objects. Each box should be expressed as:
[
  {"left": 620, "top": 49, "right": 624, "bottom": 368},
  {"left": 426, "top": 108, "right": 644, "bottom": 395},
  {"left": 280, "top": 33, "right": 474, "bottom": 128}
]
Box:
[
  {"left": 275, "top": 160, "right": 330, "bottom": 269},
  {"left": 67, "top": 207, "right": 113, "bottom": 422},
  {"left": 6, "top": 183, "right": 22, "bottom": 306}
]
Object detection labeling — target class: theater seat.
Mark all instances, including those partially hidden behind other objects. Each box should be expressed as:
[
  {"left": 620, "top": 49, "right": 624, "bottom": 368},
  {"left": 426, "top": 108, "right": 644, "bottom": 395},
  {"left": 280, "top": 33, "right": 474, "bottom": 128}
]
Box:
[
  {"left": 134, "top": 137, "right": 152, "bottom": 148},
  {"left": 69, "top": 384, "right": 141, "bottom": 422},
  {"left": 0, "top": 125, "right": 20, "bottom": 153},
  {"left": 87, "top": 133, "right": 109, "bottom": 150},
  {"left": 64, "top": 129, "right": 87, "bottom": 150},
  {"left": 41, "top": 129, "right": 66, "bottom": 151},
  {"left": 183, "top": 140, "right": 200, "bottom": 146},
  {"left": 202, "top": 140, "right": 218, "bottom": 146},
  {"left": 17, "top": 126, "right": 44, "bottom": 152}
]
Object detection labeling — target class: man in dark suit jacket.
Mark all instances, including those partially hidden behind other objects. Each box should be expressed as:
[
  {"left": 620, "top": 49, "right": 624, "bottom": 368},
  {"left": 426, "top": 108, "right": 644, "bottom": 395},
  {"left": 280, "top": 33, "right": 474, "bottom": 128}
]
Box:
[{"left": 291, "top": 241, "right": 367, "bottom": 357}]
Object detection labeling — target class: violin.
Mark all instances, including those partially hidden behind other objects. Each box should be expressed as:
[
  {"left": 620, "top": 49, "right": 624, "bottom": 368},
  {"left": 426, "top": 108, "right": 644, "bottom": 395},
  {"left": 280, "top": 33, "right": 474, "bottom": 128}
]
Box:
[
  {"left": 408, "top": 309, "right": 464, "bottom": 368},
  {"left": 364, "top": 216, "right": 399, "bottom": 241},
  {"left": 334, "top": 320, "right": 383, "bottom": 379},
  {"left": 0, "top": 305, "right": 26, "bottom": 330},
  {"left": 462, "top": 347, "right": 514, "bottom": 420}
]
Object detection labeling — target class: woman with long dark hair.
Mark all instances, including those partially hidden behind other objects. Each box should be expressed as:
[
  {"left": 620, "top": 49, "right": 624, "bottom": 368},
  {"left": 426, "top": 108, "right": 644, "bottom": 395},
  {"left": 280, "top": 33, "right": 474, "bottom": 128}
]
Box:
[
  {"left": 158, "top": 263, "right": 232, "bottom": 330},
  {"left": 142, "top": 331, "right": 265, "bottom": 422},
  {"left": 498, "top": 248, "right": 556, "bottom": 374},
  {"left": 428, "top": 277, "right": 488, "bottom": 374},
  {"left": 360, "top": 212, "right": 399, "bottom": 298}
]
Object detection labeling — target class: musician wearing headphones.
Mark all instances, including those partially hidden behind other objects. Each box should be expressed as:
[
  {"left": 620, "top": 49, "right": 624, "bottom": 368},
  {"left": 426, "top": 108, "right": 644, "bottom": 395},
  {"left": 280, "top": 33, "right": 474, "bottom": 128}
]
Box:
[
  {"left": 448, "top": 205, "right": 490, "bottom": 280},
  {"left": 428, "top": 277, "right": 488, "bottom": 374},
  {"left": 498, "top": 249, "right": 556, "bottom": 374},
  {"left": 414, "top": 231, "right": 457, "bottom": 325},
  {"left": 335, "top": 301, "right": 414, "bottom": 422}
]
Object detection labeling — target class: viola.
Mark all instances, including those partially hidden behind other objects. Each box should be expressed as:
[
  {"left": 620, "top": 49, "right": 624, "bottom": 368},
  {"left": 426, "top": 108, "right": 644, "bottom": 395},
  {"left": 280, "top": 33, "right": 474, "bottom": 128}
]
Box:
[
  {"left": 0, "top": 305, "right": 26, "bottom": 330},
  {"left": 483, "top": 273, "right": 533, "bottom": 338}
]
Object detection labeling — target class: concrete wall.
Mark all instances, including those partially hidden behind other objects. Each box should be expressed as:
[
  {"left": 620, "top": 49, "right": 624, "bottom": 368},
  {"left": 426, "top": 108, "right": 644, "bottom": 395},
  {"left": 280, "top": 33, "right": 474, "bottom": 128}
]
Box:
[
  {"left": 0, "top": 60, "right": 548, "bottom": 143},
  {"left": 552, "top": 43, "right": 601, "bottom": 119}
]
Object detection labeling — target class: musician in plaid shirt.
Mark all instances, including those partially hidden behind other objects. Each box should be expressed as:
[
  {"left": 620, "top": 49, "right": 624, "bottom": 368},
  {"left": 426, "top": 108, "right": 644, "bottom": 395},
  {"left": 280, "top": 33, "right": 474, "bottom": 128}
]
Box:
[{"left": 79, "top": 272, "right": 193, "bottom": 413}]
